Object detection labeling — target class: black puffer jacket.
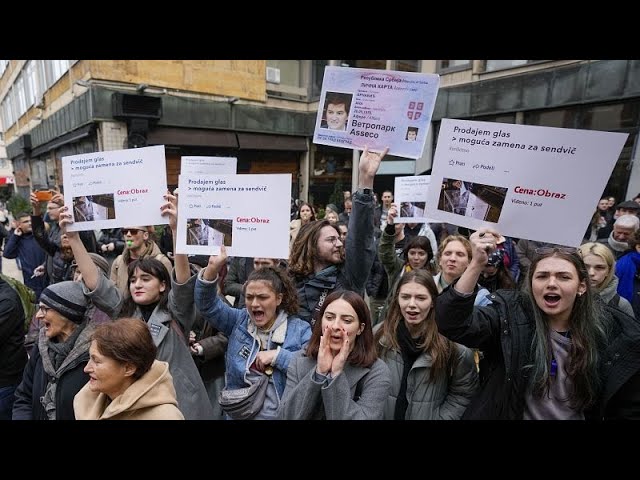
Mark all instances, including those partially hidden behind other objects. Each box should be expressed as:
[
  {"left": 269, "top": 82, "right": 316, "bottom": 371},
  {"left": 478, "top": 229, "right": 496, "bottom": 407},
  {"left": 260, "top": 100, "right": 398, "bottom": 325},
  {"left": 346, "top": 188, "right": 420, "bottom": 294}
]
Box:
[{"left": 435, "top": 284, "right": 640, "bottom": 420}]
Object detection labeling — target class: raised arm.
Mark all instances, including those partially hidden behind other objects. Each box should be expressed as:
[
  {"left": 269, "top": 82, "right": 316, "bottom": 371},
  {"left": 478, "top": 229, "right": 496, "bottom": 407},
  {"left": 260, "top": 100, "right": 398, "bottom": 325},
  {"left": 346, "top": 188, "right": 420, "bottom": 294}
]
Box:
[
  {"left": 161, "top": 191, "right": 190, "bottom": 284},
  {"left": 378, "top": 204, "right": 403, "bottom": 279},
  {"left": 343, "top": 146, "right": 388, "bottom": 292},
  {"left": 59, "top": 206, "right": 99, "bottom": 291},
  {"left": 455, "top": 228, "right": 500, "bottom": 294}
]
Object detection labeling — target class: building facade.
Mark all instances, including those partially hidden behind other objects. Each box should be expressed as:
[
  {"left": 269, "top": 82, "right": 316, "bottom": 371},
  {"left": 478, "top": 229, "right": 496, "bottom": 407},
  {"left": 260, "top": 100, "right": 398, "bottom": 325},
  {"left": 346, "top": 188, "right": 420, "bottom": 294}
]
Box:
[{"left": 1, "top": 60, "right": 638, "bottom": 211}]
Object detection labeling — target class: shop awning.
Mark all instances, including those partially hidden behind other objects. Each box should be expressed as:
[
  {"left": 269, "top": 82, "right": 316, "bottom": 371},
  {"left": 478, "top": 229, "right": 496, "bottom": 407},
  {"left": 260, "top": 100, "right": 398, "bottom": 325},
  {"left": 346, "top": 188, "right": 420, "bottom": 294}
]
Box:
[
  {"left": 236, "top": 132, "right": 308, "bottom": 152},
  {"left": 147, "top": 127, "right": 238, "bottom": 148},
  {"left": 31, "top": 124, "right": 94, "bottom": 157}
]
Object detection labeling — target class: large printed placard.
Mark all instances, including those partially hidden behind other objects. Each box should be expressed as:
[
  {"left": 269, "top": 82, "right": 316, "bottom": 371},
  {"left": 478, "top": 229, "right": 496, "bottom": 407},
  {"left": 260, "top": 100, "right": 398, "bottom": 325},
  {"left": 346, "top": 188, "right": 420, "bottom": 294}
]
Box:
[
  {"left": 181, "top": 156, "right": 237, "bottom": 175},
  {"left": 393, "top": 175, "right": 438, "bottom": 224},
  {"left": 176, "top": 173, "right": 291, "bottom": 259},
  {"left": 62, "top": 145, "right": 168, "bottom": 232},
  {"left": 313, "top": 66, "right": 439, "bottom": 159},
  {"left": 426, "top": 119, "right": 628, "bottom": 246}
]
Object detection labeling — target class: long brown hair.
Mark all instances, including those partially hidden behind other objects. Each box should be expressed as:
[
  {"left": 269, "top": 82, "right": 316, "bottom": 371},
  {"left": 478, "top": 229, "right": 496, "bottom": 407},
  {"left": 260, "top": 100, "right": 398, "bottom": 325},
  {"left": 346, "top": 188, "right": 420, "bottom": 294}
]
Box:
[
  {"left": 524, "top": 249, "right": 605, "bottom": 410},
  {"left": 242, "top": 266, "right": 299, "bottom": 316},
  {"left": 305, "top": 290, "right": 377, "bottom": 368},
  {"left": 375, "top": 270, "right": 457, "bottom": 383},
  {"left": 289, "top": 220, "right": 342, "bottom": 278}
]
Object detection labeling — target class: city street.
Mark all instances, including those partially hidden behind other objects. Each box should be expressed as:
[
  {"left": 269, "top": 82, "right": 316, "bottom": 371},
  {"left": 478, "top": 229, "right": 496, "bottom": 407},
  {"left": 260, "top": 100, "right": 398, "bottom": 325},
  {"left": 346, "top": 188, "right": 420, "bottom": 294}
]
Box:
[{"left": 1, "top": 257, "right": 23, "bottom": 283}]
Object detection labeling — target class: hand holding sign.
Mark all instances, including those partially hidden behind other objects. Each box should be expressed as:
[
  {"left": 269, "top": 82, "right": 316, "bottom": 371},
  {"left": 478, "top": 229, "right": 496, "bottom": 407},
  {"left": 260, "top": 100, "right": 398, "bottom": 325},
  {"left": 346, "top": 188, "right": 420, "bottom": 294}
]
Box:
[{"left": 203, "top": 244, "right": 228, "bottom": 281}]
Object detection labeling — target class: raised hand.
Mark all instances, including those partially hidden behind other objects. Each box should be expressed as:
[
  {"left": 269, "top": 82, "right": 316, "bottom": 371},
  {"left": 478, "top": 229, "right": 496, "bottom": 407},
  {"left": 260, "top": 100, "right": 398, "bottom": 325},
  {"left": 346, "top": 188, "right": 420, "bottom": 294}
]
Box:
[
  {"left": 160, "top": 191, "right": 178, "bottom": 232},
  {"left": 316, "top": 325, "right": 334, "bottom": 375},
  {"left": 29, "top": 192, "right": 41, "bottom": 216},
  {"left": 58, "top": 206, "right": 79, "bottom": 239},
  {"left": 358, "top": 145, "right": 389, "bottom": 188},
  {"left": 203, "top": 244, "right": 228, "bottom": 281},
  {"left": 468, "top": 228, "right": 502, "bottom": 267},
  {"left": 387, "top": 203, "right": 398, "bottom": 226},
  {"left": 50, "top": 192, "right": 64, "bottom": 207}
]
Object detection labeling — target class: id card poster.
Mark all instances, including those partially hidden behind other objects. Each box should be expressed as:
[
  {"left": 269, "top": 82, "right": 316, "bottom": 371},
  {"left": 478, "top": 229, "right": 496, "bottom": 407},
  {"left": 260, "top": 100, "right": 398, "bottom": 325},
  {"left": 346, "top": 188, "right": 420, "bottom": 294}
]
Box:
[
  {"left": 426, "top": 119, "right": 628, "bottom": 247},
  {"left": 394, "top": 175, "right": 438, "bottom": 224},
  {"left": 313, "top": 66, "right": 440, "bottom": 159},
  {"left": 62, "top": 145, "right": 168, "bottom": 232},
  {"left": 176, "top": 173, "right": 291, "bottom": 259},
  {"left": 181, "top": 156, "right": 237, "bottom": 175}
]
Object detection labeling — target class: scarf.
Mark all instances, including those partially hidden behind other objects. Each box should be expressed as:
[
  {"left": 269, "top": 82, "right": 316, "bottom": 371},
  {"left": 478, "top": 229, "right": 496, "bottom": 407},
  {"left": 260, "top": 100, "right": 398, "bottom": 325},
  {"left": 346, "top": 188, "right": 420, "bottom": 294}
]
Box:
[
  {"left": 394, "top": 320, "right": 423, "bottom": 420},
  {"left": 608, "top": 233, "right": 629, "bottom": 253},
  {"left": 40, "top": 320, "right": 91, "bottom": 420},
  {"left": 615, "top": 251, "right": 640, "bottom": 302}
]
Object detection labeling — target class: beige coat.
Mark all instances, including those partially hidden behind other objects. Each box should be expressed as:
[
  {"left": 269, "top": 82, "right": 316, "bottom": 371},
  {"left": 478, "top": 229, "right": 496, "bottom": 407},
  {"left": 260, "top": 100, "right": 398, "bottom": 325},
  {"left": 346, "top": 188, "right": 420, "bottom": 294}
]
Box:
[{"left": 73, "top": 360, "right": 184, "bottom": 420}]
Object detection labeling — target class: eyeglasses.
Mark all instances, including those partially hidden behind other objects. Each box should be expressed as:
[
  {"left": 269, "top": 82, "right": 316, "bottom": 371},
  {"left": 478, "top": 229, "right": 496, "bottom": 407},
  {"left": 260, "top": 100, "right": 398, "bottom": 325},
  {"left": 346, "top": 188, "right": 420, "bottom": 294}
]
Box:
[
  {"left": 122, "top": 228, "right": 144, "bottom": 235},
  {"left": 37, "top": 304, "right": 52, "bottom": 315},
  {"left": 324, "top": 236, "right": 340, "bottom": 245},
  {"left": 534, "top": 247, "right": 579, "bottom": 256}
]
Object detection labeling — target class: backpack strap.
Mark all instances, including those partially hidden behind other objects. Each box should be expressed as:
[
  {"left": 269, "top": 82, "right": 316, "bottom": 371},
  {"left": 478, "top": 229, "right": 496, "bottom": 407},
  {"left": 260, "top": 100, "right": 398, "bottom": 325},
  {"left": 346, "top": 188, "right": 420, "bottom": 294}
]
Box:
[{"left": 169, "top": 318, "right": 187, "bottom": 345}]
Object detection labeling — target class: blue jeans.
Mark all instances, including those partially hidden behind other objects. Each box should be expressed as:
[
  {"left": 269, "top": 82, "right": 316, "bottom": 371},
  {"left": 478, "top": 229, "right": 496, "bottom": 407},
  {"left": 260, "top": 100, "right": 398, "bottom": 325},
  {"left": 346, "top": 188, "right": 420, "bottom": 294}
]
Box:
[{"left": 0, "top": 385, "right": 17, "bottom": 420}]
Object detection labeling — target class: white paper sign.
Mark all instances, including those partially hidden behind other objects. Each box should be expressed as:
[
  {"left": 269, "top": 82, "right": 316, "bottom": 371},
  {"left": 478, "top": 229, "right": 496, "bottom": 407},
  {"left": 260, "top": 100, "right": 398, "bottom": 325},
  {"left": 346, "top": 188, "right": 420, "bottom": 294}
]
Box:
[
  {"left": 176, "top": 173, "right": 291, "bottom": 258},
  {"left": 62, "top": 145, "right": 168, "bottom": 232},
  {"left": 393, "top": 175, "right": 439, "bottom": 224},
  {"left": 181, "top": 156, "right": 237, "bottom": 175},
  {"left": 313, "top": 66, "right": 440, "bottom": 159},
  {"left": 426, "top": 119, "right": 628, "bottom": 247}
]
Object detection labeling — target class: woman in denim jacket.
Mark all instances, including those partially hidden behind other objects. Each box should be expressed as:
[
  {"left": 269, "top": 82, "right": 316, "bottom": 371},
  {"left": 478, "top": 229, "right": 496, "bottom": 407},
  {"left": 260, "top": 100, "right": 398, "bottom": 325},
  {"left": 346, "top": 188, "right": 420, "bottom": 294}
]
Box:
[{"left": 195, "top": 246, "right": 311, "bottom": 419}]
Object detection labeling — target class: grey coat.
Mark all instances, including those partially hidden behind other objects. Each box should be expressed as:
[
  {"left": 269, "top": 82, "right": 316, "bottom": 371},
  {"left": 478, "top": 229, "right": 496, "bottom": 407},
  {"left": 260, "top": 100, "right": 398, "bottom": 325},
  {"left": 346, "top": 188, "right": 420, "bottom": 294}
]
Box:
[
  {"left": 84, "top": 272, "right": 214, "bottom": 420},
  {"left": 278, "top": 352, "right": 391, "bottom": 420},
  {"left": 600, "top": 275, "right": 635, "bottom": 318},
  {"left": 375, "top": 328, "right": 478, "bottom": 420}
]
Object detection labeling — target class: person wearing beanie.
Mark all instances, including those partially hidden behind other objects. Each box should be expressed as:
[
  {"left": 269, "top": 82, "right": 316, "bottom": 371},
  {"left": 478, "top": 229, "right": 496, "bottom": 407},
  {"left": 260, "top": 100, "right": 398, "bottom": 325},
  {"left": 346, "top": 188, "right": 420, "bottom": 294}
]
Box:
[
  {"left": 60, "top": 193, "right": 214, "bottom": 420},
  {"left": 12, "top": 281, "right": 95, "bottom": 420},
  {"left": 24, "top": 251, "right": 114, "bottom": 354}
]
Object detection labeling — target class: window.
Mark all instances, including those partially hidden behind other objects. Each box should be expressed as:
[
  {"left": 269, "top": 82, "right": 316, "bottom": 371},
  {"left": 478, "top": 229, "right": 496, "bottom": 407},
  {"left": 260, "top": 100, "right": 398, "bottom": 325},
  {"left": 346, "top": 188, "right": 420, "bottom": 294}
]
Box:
[
  {"left": 340, "top": 60, "right": 386, "bottom": 70},
  {"left": 311, "top": 60, "right": 328, "bottom": 99},
  {"left": 396, "top": 60, "right": 421, "bottom": 72},
  {"left": 582, "top": 101, "right": 640, "bottom": 131},
  {"left": 25, "top": 61, "right": 40, "bottom": 106},
  {"left": 267, "top": 60, "right": 302, "bottom": 87},
  {"left": 44, "top": 60, "right": 71, "bottom": 86},
  {"left": 484, "top": 60, "right": 544, "bottom": 72},
  {"left": 437, "top": 60, "right": 471, "bottom": 72},
  {"left": 524, "top": 107, "right": 579, "bottom": 129}
]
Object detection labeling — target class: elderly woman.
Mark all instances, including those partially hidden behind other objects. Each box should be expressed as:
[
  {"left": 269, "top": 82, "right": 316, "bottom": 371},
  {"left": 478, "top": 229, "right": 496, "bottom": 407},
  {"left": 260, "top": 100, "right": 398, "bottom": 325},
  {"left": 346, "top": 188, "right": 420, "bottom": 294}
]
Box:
[
  {"left": 12, "top": 282, "right": 95, "bottom": 420},
  {"left": 60, "top": 194, "right": 214, "bottom": 420},
  {"left": 74, "top": 317, "right": 184, "bottom": 420}
]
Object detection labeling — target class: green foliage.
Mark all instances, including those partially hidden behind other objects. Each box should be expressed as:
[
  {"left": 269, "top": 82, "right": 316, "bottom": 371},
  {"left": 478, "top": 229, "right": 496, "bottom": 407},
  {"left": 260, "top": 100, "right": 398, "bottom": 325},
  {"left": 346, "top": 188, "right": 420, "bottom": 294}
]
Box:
[
  {"left": 0, "top": 273, "right": 36, "bottom": 332},
  {"left": 6, "top": 194, "right": 31, "bottom": 217}
]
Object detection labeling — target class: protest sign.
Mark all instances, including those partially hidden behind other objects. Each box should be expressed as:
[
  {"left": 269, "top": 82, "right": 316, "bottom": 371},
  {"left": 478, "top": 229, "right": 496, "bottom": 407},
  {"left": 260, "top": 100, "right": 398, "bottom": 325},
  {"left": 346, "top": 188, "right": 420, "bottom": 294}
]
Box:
[
  {"left": 426, "top": 119, "right": 628, "bottom": 246},
  {"left": 394, "top": 175, "right": 438, "bottom": 224},
  {"left": 176, "top": 173, "right": 291, "bottom": 258},
  {"left": 181, "top": 156, "right": 237, "bottom": 175},
  {"left": 62, "top": 145, "right": 168, "bottom": 232},
  {"left": 313, "top": 66, "right": 439, "bottom": 159}
]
